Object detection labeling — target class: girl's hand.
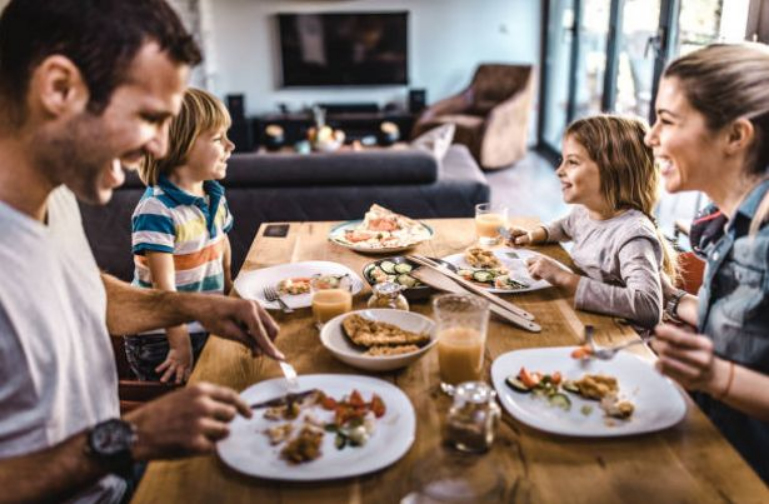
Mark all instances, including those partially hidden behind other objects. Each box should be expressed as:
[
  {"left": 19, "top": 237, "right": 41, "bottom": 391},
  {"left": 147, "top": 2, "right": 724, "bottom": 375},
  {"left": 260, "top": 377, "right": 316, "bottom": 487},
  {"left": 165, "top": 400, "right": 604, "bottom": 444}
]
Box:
[
  {"left": 652, "top": 323, "right": 729, "bottom": 394},
  {"left": 156, "top": 336, "right": 193, "bottom": 384},
  {"left": 526, "top": 255, "right": 577, "bottom": 290},
  {"left": 506, "top": 227, "right": 531, "bottom": 246}
]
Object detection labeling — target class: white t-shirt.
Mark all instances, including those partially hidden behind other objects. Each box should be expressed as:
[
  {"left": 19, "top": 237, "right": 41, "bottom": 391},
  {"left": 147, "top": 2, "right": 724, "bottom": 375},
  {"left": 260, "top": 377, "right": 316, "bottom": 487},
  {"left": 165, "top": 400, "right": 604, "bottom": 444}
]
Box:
[{"left": 0, "top": 187, "right": 125, "bottom": 503}]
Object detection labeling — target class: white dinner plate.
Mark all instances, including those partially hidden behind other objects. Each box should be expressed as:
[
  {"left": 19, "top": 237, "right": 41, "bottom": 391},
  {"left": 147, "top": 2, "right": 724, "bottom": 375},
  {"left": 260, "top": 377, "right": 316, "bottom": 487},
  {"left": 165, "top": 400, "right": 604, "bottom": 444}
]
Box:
[
  {"left": 233, "top": 261, "right": 364, "bottom": 310},
  {"left": 217, "top": 374, "right": 416, "bottom": 481},
  {"left": 328, "top": 219, "right": 434, "bottom": 254},
  {"left": 441, "top": 248, "right": 568, "bottom": 293},
  {"left": 490, "top": 347, "right": 687, "bottom": 437},
  {"left": 320, "top": 309, "right": 437, "bottom": 372}
]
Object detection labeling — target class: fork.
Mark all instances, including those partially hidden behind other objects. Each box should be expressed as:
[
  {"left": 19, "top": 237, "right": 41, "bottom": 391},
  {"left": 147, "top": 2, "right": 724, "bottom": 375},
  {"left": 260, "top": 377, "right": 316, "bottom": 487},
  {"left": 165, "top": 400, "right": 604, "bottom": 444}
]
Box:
[
  {"left": 278, "top": 360, "right": 300, "bottom": 391},
  {"left": 263, "top": 286, "right": 293, "bottom": 314},
  {"left": 583, "top": 324, "right": 651, "bottom": 359}
]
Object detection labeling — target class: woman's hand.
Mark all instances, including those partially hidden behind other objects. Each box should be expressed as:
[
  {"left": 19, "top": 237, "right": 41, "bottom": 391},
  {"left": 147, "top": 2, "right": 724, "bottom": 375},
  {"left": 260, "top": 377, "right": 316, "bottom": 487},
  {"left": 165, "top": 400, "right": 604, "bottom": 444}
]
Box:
[
  {"left": 652, "top": 323, "right": 730, "bottom": 394},
  {"left": 526, "top": 256, "right": 579, "bottom": 295},
  {"left": 157, "top": 327, "right": 193, "bottom": 384}
]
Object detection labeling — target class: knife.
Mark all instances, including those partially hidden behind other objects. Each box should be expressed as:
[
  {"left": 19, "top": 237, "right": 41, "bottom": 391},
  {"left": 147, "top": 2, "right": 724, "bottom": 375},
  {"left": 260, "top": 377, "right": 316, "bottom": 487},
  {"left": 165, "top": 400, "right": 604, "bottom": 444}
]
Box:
[{"left": 249, "top": 388, "right": 319, "bottom": 409}]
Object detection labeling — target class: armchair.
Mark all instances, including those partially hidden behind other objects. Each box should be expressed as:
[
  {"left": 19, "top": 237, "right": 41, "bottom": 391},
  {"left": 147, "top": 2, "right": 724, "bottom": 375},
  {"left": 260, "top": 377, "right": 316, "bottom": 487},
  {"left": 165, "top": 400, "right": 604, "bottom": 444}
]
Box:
[{"left": 412, "top": 64, "right": 536, "bottom": 170}]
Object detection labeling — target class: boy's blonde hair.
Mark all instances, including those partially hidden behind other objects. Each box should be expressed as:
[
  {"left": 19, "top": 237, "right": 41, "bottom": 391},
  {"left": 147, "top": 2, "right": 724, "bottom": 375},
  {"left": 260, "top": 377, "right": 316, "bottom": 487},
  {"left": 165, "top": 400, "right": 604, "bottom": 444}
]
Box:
[
  {"left": 138, "top": 87, "right": 231, "bottom": 186},
  {"left": 566, "top": 115, "right": 677, "bottom": 280}
]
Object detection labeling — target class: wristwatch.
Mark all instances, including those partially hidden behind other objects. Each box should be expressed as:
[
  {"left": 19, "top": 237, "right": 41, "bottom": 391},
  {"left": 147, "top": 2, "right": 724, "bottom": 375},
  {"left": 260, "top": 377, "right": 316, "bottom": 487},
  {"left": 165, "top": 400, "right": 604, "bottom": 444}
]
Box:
[
  {"left": 665, "top": 289, "right": 688, "bottom": 324},
  {"left": 85, "top": 419, "right": 137, "bottom": 477}
]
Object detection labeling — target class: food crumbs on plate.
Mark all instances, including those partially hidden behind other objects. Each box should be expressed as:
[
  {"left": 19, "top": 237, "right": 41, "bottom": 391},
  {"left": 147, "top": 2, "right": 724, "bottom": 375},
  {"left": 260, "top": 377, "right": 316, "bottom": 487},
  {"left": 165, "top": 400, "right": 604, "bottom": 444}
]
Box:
[
  {"left": 580, "top": 405, "right": 593, "bottom": 416},
  {"left": 263, "top": 389, "right": 386, "bottom": 464}
]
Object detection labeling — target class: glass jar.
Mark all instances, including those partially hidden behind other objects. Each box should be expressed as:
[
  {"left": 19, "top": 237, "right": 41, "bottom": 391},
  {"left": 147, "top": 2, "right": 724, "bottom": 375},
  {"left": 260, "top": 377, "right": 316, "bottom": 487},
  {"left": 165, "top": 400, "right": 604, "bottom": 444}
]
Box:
[
  {"left": 445, "top": 381, "right": 500, "bottom": 453},
  {"left": 367, "top": 282, "right": 409, "bottom": 311}
]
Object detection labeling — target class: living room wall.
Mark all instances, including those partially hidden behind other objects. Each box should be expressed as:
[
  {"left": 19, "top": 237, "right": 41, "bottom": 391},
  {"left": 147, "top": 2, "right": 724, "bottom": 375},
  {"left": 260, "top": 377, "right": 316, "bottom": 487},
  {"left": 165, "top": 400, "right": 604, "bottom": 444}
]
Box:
[{"left": 202, "top": 0, "right": 542, "bottom": 115}]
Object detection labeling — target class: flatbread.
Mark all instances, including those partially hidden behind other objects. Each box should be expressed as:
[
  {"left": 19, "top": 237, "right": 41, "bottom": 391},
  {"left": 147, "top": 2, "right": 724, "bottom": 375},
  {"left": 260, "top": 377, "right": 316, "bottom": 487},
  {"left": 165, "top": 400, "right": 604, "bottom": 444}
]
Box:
[{"left": 342, "top": 314, "right": 430, "bottom": 348}]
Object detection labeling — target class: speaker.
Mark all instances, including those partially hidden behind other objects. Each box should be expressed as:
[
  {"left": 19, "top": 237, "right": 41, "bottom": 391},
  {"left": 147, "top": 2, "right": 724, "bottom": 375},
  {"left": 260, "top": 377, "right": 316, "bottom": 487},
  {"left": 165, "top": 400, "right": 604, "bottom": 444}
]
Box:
[
  {"left": 228, "top": 117, "right": 253, "bottom": 153},
  {"left": 408, "top": 89, "right": 426, "bottom": 114},
  {"left": 226, "top": 94, "right": 245, "bottom": 119}
]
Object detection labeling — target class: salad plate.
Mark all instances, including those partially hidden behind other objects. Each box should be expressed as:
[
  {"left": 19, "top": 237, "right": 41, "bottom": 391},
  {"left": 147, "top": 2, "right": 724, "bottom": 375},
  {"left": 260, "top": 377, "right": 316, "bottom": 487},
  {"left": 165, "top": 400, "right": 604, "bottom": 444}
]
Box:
[
  {"left": 491, "top": 347, "right": 687, "bottom": 437},
  {"left": 440, "top": 248, "right": 567, "bottom": 294},
  {"left": 234, "top": 261, "right": 364, "bottom": 310},
  {"left": 217, "top": 374, "right": 416, "bottom": 480}
]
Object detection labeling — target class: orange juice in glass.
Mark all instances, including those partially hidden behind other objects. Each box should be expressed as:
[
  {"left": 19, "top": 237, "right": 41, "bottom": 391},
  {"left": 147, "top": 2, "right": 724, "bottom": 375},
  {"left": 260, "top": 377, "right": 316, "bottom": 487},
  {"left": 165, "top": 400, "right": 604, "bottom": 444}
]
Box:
[
  {"left": 311, "top": 275, "right": 353, "bottom": 329},
  {"left": 475, "top": 203, "right": 508, "bottom": 246},
  {"left": 433, "top": 294, "right": 490, "bottom": 394}
]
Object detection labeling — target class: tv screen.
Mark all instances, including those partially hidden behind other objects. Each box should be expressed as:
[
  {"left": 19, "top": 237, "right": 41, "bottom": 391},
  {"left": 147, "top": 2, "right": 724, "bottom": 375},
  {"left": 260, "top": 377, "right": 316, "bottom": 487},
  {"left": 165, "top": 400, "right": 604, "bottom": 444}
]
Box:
[{"left": 278, "top": 12, "right": 409, "bottom": 87}]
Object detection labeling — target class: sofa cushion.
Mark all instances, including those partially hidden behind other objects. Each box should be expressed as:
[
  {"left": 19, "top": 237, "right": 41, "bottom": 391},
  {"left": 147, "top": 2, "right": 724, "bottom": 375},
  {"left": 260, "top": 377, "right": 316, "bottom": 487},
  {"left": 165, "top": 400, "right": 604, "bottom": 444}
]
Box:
[
  {"left": 223, "top": 149, "right": 438, "bottom": 188},
  {"left": 411, "top": 124, "right": 455, "bottom": 163}
]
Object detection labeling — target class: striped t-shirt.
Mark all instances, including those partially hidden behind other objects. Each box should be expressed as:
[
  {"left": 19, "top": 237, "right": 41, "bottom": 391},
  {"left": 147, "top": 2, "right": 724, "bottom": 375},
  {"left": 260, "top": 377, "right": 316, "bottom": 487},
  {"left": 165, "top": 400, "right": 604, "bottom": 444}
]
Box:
[{"left": 131, "top": 176, "right": 233, "bottom": 304}]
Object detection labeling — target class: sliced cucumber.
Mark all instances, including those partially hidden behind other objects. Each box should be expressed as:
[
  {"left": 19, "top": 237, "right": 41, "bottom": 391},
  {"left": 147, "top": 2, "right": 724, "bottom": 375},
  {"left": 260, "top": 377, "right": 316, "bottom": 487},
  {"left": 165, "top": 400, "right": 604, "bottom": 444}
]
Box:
[
  {"left": 473, "top": 270, "right": 495, "bottom": 283},
  {"left": 506, "top": 376, "right": 531, "bottom": 393},
  {"left": 548, "top": 393, "right": 572, "bottom": 411},
  {"left": 397, "top": 274, "right": 418, "bottom": 288},
  {"left": 394, "top": 262, "right": 413, "bottom": 274},
  {"left": 379, "top": 261, "right": 397, "bottom": 274},
  {"left": 562, "top": 381, "right": 579, "bottom": 394}
]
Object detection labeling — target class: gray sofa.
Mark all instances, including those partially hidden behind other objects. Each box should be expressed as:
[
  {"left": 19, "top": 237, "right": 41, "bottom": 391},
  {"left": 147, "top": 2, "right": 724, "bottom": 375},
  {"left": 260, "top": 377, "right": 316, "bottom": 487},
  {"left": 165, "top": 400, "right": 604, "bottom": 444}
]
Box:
[{"left": 80, "top": 144, "right": 489, "bottom": 281}]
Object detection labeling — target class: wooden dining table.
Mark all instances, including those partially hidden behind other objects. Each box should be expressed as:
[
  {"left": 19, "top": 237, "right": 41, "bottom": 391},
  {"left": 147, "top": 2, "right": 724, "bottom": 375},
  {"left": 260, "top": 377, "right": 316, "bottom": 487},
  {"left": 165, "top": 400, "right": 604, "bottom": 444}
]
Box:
[{"left": 132, "top": 218, "right": 769, "bottom": 504}]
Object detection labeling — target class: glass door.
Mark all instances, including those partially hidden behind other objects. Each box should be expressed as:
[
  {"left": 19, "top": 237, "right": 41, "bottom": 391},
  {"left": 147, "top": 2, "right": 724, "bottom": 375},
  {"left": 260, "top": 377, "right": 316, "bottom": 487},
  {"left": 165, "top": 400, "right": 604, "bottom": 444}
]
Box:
[{"left": 540, "top": 0, "right": 577, "bottom": 153}]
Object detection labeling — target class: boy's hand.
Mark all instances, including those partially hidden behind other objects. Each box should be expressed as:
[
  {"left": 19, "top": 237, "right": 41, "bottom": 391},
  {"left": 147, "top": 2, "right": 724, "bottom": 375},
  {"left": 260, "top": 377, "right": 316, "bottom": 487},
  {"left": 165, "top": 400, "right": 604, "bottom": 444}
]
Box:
[
  {"left": 156, "top": 326, "right": 193, "bottom": 384},
  {"left": 506, "top": 227, "right": 531, "bottom": 246}
]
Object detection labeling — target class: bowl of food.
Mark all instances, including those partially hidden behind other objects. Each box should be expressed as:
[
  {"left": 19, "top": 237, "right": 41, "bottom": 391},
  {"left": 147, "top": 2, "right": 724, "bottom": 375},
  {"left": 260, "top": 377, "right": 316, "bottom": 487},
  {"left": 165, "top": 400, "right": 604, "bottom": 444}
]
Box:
[
  {"left": 320, "top": 309, "right": 436, "bottom": 372},
  {"left": 362, "top": 256, "right": 432, "bottom": 300}
]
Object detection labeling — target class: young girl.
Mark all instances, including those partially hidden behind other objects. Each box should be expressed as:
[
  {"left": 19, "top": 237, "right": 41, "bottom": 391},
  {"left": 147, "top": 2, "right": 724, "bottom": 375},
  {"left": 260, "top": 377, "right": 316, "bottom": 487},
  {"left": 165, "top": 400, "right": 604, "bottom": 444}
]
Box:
[
  {"left": 509, "top": 115, "right": 676, "bottom": 329},
  {"left": 125, "top": 87, "right": 236, "bottom": 383}
]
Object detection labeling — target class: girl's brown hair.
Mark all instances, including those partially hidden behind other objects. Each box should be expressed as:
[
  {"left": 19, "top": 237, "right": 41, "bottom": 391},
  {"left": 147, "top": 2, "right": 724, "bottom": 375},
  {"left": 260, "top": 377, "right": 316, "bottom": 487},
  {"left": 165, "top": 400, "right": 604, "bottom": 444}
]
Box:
[
  {"left": 663, "top": 43, "right": 769, "bottom": 234},
  {"left": 566, "top": 115, "right": 677, "bottom": 280},
  {"left": 138, "top": 87, "right": 231, "bottom": 186}
]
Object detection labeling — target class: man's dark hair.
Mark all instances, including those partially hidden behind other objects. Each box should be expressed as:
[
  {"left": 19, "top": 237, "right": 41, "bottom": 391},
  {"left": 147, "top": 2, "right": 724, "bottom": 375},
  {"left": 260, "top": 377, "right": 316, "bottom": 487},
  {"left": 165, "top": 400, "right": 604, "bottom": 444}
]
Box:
[{"left": 0, "top": 0, "right": 202, "bottom": 127}]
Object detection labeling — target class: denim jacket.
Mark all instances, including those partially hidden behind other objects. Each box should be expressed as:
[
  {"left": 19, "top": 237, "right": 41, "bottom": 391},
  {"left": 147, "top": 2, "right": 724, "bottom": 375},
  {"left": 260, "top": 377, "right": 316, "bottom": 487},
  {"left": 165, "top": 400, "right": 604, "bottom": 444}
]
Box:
[{"left": 695, "top": 179, "right": 769, "bottom": 483}]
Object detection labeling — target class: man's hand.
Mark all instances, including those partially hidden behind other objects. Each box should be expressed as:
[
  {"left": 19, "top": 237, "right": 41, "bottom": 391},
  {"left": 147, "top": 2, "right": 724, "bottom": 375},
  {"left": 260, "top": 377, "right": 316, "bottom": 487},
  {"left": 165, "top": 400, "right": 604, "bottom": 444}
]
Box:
[
  {"left": 125, "top": 382, "right": 252, "bottom": 460},
  {"left": 194, "top": 296, "right": 284, "bottom": 360}
]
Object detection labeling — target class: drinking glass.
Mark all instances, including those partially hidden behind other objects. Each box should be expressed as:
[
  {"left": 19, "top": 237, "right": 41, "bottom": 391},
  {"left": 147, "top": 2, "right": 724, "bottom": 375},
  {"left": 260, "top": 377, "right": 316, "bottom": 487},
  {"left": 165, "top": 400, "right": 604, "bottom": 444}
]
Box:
[
  {"left": 433, "top": 294, "right": 490, "bottom": 394},
  {"left": 310, "top": 275, "right": 353, "bottom": 330},
  {"left": 474, "top": 203, "right": 508, "bottom": 246},
  {"left": 405, "top": 448, "right": 506, "bottom": 503}
]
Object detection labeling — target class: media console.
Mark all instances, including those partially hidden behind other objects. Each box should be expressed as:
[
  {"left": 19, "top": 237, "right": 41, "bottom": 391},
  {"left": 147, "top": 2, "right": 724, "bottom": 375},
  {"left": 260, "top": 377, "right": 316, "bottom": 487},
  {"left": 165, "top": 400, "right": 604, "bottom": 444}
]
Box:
[{"left": 251, "top": 110, "right": 417, "bottom": 148}]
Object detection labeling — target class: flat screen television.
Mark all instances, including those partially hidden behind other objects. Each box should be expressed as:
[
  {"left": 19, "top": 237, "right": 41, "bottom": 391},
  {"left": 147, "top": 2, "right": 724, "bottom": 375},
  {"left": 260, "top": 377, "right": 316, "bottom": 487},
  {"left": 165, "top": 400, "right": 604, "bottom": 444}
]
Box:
[{"left": 278, "top": 12, "right": 409, "bottom": 87}]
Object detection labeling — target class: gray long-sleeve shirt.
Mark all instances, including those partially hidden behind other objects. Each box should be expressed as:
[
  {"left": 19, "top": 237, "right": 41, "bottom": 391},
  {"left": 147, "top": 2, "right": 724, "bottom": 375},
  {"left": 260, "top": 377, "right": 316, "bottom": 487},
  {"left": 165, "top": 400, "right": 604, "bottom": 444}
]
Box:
[{"left": 544, "top": 206, "right": 664, "bottom": 328}]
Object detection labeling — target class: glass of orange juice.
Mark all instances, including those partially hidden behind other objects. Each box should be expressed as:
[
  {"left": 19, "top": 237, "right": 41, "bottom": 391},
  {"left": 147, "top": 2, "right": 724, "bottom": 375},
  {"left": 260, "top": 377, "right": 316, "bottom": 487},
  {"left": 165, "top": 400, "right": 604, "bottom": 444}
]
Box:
[
  {"left": 475, "top": 203, "right": 508, "bottom": 246},
  {"left": 433, "top": 293, "right": 490, "bottom": 394},
  {"left": 311, "top": 274, "right": 353, "bottom": 330}
]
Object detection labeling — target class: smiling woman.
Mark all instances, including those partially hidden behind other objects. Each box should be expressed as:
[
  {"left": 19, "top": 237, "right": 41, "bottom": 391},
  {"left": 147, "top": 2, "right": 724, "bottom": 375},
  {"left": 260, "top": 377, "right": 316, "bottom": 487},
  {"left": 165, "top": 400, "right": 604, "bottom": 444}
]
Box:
[{"left": 646, "top": 42, "right": 769, "bottom": 484}]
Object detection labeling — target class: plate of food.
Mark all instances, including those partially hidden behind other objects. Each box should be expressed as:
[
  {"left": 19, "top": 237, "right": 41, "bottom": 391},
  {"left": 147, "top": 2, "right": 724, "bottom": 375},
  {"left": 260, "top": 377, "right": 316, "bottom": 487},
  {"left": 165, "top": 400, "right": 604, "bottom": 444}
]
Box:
[
  {"left": 490, "top": 347, "right": 687, "bottom": 437},
  {"left": 217, "top": 374, "right": 416, "bottom": 480},
  {"left": 440, "top": 247, "right": 569, "bottom": 293},
  {"left": 320, "top": 309, "right": 436, "bottom": 372},
  {"left": 329, "top": 204, "right": 434, "bottom": 254},
  {"left": 234, "top": 261, "right": 364, "bottom": 310}
]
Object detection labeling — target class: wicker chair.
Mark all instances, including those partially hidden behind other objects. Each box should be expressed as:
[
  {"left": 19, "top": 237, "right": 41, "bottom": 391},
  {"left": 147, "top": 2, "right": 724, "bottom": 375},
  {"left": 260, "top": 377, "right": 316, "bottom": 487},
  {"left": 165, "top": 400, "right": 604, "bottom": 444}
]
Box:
[{"left": 412, "top": 64, "right": 536, "bottom": 170}]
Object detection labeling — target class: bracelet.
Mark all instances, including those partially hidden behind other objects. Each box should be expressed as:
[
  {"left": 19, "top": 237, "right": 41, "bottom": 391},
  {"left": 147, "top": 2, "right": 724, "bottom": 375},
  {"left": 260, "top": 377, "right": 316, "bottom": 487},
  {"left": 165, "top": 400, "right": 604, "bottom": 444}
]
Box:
[
  {"left": 665, "top": 289, "right": 687, "bottom": 324},
  {"left": 715, "top": 361, "right": 735, "bottom": 401}
]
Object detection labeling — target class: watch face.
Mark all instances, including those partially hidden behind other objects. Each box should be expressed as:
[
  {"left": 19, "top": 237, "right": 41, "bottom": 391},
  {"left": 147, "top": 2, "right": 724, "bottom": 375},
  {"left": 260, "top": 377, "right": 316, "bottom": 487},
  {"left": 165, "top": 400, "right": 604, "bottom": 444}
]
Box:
[{"left": 91, "top": 419, "right": 134, "bottom": 456}]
